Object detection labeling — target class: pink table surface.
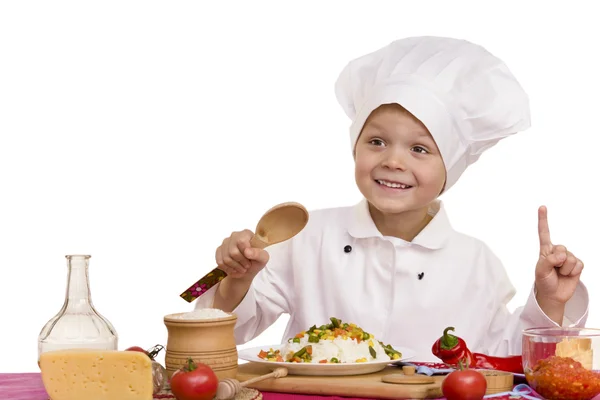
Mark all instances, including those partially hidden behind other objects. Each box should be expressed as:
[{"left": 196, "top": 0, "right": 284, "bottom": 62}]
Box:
[{"left": 0, "top": 372, "right": 543, "bottom": 400}]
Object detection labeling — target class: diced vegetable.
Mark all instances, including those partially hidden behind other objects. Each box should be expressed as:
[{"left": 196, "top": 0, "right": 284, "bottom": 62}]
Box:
[
  {"left": 292, "top": 347, "right": 307, "bottom": 358},
  {"left": 379, "top": 341, "right": 403, "bottom": 359},
  {"left": 369, "top": 346, "right": 376, "bottom": 358},
  {"left": 288, "top": 345, "right": 313, "bottom": 363}
]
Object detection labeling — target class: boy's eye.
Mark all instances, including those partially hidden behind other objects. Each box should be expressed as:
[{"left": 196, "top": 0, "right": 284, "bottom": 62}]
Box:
[
  {"left": 369, "top": 139, "right": 385, "bottom": 146},
  {"left": 411, "top": 146, "right": 428, "bottom": 154}
]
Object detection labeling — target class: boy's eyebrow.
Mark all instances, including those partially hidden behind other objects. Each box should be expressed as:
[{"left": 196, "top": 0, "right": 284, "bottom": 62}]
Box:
[{"left": 365, "top": 120, "right": 431, "bottom": 139}]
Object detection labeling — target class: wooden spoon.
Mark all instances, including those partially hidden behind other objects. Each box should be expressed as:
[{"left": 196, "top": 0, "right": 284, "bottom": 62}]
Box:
[
  {"left": 215, "top": 367, "right": 288, "bottom": 400},
  {"left": 180, "top": 202, "right": 309, "bottom": 302}
]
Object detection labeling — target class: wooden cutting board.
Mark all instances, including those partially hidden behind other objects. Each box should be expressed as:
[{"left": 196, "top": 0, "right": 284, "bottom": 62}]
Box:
[{"left": 236, "top": 363, "right": 445, "bottom": 399}]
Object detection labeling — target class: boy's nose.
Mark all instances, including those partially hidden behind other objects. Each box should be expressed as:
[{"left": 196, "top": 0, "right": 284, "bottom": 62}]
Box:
[{"left": 381, "top": 153, "right": 407, "bottom": 170}]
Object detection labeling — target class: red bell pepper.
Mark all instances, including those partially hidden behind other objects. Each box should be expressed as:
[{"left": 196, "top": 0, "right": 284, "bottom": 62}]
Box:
[
  {"left": 432, "top": 326, "right": 523, "bottom": 374},
  {"left": 431, "top": 326, "right": 474, "bottom": 366}
]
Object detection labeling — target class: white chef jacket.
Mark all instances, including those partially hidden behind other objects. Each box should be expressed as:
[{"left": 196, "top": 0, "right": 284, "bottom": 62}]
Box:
[{"left": 195, "top": 199, "right": 589, "bottom": 362}]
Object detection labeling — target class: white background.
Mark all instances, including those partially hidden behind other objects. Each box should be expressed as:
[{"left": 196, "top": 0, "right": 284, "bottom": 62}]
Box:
[{"left": 1, "top": 1, "right": 598, "bottom": 373}]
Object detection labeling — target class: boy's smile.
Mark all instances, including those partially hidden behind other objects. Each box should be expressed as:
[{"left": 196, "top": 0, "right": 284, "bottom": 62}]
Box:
[
  {"left": 353, "top": 103, "right": 446, "bottom": 239},
  {"left": 374, "top": 179, "right": 413, "bottom": 191}
]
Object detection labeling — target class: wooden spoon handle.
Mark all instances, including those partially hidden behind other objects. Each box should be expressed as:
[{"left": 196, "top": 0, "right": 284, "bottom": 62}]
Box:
[
  {"left": 241, "top": 367, "right": 288, "bottom": 387},
  {"left": 180, "top": 234, "right": 269, "bottom": 302},
  {"left": 180, "top": 266, "right": 227, "bottom": 302},
  {"left": 249, "top": 235, "right": 268, "bottom": 249}
]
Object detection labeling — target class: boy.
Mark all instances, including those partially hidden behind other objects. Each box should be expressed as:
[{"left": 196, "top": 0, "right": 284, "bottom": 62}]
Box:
[{"left": 194, "top": 36, "right": 588, "bottom": 361}]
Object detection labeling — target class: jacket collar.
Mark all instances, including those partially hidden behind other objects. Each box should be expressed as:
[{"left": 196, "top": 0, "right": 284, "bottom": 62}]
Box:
[{"left": 346, "top": 198, "right": 453, "bottom": 249}]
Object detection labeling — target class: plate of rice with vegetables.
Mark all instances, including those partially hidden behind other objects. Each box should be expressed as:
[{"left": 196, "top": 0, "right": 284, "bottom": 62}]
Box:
[{"left": 238, "top": 317, "right": 416, "bottom": 376}]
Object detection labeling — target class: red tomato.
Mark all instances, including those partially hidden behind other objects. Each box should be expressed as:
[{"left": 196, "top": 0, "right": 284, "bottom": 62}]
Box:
[
  {"left": 442, "top": 369, "right": 487, "bottom": 400},
  {"left": 170, "top": 358, "right": 218, "bottom": 400},
  {"left": 125, "top": 346, "right": 150, "bottom": 357}
]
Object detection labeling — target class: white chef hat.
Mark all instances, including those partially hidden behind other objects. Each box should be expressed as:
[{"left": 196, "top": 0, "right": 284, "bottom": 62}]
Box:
[{"left": 334, "top": 36, "right": 531, "bottom": 192}]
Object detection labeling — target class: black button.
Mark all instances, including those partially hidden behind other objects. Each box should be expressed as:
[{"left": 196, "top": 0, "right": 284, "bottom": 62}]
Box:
[
  {"left": 418, "top": 272, "right": 424, "bottom": 280},
  {"left": 344, "top": 245, "right": 352, "bottom": 253}
]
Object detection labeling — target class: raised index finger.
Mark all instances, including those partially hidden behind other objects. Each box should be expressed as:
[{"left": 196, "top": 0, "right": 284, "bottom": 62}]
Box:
[{"left": 538, "top": 205, "right": 552, "bottom": 247}]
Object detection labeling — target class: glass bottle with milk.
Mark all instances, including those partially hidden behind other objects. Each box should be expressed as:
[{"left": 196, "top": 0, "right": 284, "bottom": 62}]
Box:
[{"left": 38, "top": 255, "right": 118, "bottom": 358}]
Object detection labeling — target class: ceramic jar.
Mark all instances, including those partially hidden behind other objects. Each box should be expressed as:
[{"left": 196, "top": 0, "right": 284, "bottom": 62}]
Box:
[{"left": 163, "top": 312, "right": 238, "bottom": 380}]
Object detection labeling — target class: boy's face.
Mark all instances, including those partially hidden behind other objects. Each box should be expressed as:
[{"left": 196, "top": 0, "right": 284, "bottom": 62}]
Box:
[{"left": 354, "top": 104, "right": 446, "bottom": 216}]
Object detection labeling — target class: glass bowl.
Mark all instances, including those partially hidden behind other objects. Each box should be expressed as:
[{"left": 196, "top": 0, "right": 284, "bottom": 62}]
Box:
[{"left": 522, "top": 327, "right": 600, "bottom": 400}]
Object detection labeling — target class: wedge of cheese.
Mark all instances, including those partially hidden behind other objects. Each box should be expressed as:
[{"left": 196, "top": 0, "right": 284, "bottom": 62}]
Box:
[
  {"left": 39, "top": 349, "right": 153, "bottom": 400},
  {"left": 555, "top": 337, "right": 593, "bottom": 370}
]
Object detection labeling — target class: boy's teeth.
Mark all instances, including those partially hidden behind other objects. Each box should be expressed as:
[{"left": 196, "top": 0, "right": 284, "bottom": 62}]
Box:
[{"left": 376, "top": 180, "right": 411, "bottom": 189}]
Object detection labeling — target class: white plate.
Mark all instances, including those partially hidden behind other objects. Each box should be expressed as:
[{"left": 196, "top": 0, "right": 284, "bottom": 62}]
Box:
[{"left": 238, "top": 344, "right": 416, "bottom": 376}]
